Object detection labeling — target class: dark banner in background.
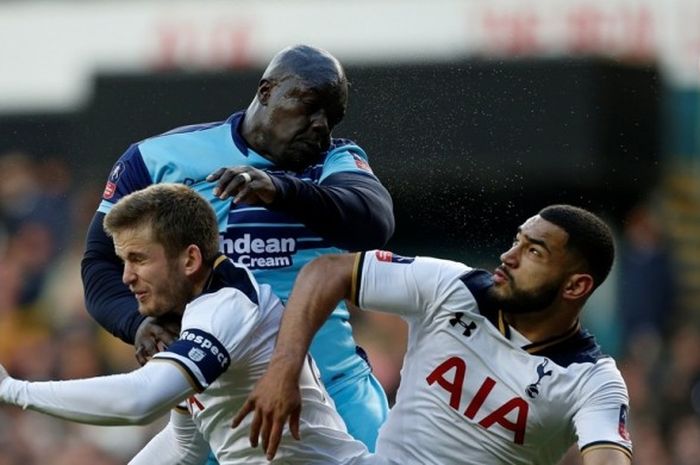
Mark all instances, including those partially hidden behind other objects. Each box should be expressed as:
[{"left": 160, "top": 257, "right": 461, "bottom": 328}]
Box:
[{"left": 0, "top": 59, "right": 660, "bottom": 262}]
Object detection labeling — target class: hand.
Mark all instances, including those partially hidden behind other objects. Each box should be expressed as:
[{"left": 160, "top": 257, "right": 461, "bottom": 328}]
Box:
[
  {"left": 206, "top": 167, "right": 276, "bottom": 205},
  {"left": 134, "top": 315, "right": 180, "bottom": 365},
  {"left": 231, "top": 360, "right": 302, "bottom": 461}
]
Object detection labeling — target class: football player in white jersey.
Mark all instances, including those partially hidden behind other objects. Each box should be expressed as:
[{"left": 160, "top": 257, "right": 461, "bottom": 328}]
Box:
[
  {"left": 0, "top": 183, "right": 376, "bottom": 465},
  {"left": 235, "top": 204, "right": 633, "bottom": 465}
]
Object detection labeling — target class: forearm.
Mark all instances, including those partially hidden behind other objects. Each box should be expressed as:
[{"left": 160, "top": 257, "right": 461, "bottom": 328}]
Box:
[
  {"left": 268, "top": 172, "right": 394, "bottom": 250},
  {"left": 82, "top": 212, "right": 144, "bottom": 343},
  {"left": 270, "top": 254, "right": 356, "bottom": 372},
  {"left": 0, "top": 361, "right": 193, "bottom": 425}
]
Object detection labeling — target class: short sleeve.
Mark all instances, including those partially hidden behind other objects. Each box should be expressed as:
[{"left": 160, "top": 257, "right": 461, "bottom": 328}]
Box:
[
  {"left": 574, "top": 360, "right": 633, "bottom": 459},
  {"left": 351, "top": 250, "right": 471, "bottom": 319},
  {"left": 152, "top": 289, "right": 260, "bottom": 392}
]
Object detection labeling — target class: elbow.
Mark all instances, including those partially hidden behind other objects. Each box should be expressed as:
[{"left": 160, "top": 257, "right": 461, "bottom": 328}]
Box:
[
  {"left": 363, "top": 191, "right": 395, "bottom": 247},
  {"left": 347, "top": 214, "right": 395, "bottom": 250}
]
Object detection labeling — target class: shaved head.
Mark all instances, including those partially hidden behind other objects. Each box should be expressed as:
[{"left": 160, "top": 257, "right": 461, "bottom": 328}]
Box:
[
  {"left": 242, "top": 45, "right": 350, "bottom": 171},
  {"left": 262, "top": 45, "right": 347, "bottom": 93}
]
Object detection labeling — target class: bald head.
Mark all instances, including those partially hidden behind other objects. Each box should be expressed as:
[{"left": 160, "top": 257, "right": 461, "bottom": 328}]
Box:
[
  {"left": 242, "top": 45, "right": 350, "bottom": 171},
  {"left": 262, "top": 45, "right": 347, "bottom": 92}
]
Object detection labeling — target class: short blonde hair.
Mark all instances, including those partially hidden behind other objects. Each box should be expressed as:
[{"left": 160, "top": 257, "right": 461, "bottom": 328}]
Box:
[{"left": 103, "top": 184, "right": 219, "bottom": 265}]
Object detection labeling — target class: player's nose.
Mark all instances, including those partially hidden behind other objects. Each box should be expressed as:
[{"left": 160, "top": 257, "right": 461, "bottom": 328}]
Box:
[
  {"left": 310, "top": 110, "right": 330, "bottom": 137},
  {"left": 499, "top": 246, "right": 518, "bottom": 267},
  {"left": 122, "top": 263, "right": 137, "bottom": 285}
]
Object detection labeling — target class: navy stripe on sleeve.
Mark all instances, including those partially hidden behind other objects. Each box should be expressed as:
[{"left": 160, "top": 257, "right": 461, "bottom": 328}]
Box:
[{"left": 166, "top": 329, "right": 231, "bottom": 387}]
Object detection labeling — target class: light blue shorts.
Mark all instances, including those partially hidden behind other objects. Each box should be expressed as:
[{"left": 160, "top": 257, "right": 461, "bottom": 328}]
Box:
[{"left": 327, "top": 371, "right": 389, "bottom": 452}]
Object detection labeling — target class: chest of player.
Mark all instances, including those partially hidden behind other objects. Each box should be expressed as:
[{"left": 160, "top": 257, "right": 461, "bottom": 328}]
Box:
[
  {"left": 216, "top": 168, "right": 333, "bottom": 271},
  {"left": 217, "top": 205, "right": 334, "bottom": 270},
  {"left": 413, "top": 310, "right": 578, "bottom": 446}
]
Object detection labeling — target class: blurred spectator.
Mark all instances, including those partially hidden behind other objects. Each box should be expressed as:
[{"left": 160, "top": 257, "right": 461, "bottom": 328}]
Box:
[
  {"left": 669, "top": 415, "right": 700, "bottom": 465},
  {"left": 0, "top": 152, "right": 72, "bottom": 307},
  {"left": 0, "top": 150, "right": 161, "bottom": 464},
  {"left": 617, "top": 199, "right": 676, "bottom": 350},
  {"left": 658, "top": 326, "right": 700, "bottom": 426}
]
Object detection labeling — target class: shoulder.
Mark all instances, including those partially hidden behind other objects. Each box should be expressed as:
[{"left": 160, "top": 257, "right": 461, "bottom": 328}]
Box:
[
  {"left": 529, "top": 327, "right": 610, "bottom": 368},
  {"left": 139, "top": 119, "right": 229, "bottom": 147},
  {"left": 364, "top": 252, "right": 475, "bottom": 302}
]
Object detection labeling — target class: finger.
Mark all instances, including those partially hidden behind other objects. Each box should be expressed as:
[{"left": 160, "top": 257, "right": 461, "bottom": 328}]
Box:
[
  {"left": 134, "top": 345, "right": 149, "bottom": 366},
  {"left": 265, "top": 420, "right": 285, "bottom": 460},
  {"left": 220, "top": 172, "right": 252, "bottom": 200},
  {"left": 233, "top": 184, "right": 254, "bottom": 204},
  {"left": 289, "top": 409, "right": 301, "bottom": 441},
  {"left": 214, "top": 170, "right": 237, "bottom": 197},
  {"left": 260, "top": 412, "right": 272, "bottom": 454},
  {"left": 206, "top": 167, "right": 226, "bottom": 182},
  {"left": 156, "top": 330, "right": 177, "bottom": 345},
  {"left": 249, "top": 408, "right": 263, "bottom": 448},
  {"left": 232, "top": 400, "right": 255, "bottom": 428}
]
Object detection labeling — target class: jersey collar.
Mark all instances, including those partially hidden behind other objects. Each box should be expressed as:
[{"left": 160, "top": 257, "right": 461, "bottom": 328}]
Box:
[{"left": 497, "top": 310, "right": 582, "bottom": 354}]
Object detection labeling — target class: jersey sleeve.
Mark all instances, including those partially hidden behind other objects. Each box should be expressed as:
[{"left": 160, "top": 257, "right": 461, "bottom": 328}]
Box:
[
  {"left": 265, "top": 141, "right": 394, "bottom": 251},
  {"left": 319, "top": 142, "right": 376, "bottom": 182},
  {"left": 351, "top": 250, "right": 472, "bottom": 319},
  {"left": 0, "top": 362, "right": 193, "bottom": 425},
  {"left": 573, "top": 360, "right": 633, "bottom": 459},
  {"left": 97, "top": 143, "right": 153, "bottom": 214},
  {"left": 152, "top": 289, "right": 260, "bottom": 392},
  {"left": 81, "top": 211, "right": 145, "bottom": 343}
]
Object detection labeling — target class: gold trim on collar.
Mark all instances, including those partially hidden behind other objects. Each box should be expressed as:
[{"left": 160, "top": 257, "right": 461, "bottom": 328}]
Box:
[
  {"left": 350, "top": 253, "right": 362, "bottom": 306},
  {"left": 213, "top": 254, "right": 227, "bottom": 269},
  {"left": 497, "top": 310, "right": 508, "bottom": 337},
  {"left": 523, "top": 320, "right": 581, "bottom": 354}
]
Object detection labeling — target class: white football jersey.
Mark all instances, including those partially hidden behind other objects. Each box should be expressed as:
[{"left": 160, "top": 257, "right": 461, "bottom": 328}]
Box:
[
  {"left": 153, "top": 256, "right": 369, "bottom": 464},
  {"left": 352, "top": 251, "right": 633, "bottom": 465}
]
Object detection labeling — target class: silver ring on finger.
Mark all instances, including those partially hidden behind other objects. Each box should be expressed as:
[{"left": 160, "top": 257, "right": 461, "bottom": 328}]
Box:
[{"left": 241, "top": 172, "right": 252, "bottom": 184}]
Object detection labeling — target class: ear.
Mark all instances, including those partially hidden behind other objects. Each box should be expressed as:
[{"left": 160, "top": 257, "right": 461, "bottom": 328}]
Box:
[
  {"left": 257, "top": 79, "right": 274, "bottom": 106},
  {"left": 181, "top": 244, "right": 203, "bottom": 277},
  {"left": 561, "top": 273, "right": 594, "bottom": 301}
]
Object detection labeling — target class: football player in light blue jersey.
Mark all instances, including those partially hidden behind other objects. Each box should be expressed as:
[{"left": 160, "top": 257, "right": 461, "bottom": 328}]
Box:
[{"left": 81, "top": 45, "right": 394, "bottom": 463}]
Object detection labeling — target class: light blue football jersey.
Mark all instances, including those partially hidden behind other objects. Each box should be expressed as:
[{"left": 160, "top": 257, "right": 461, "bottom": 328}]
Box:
[{"left": 98, "top": 112, "right": 374, "bottom": 386}]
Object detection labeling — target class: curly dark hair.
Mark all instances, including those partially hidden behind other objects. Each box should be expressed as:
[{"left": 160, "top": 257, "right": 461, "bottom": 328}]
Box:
[{"left": 539, "top": 204, "right": 615, "bottom": 290}]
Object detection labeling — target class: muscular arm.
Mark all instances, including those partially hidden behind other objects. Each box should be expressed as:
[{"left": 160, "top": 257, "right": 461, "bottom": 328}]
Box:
[
  {"left": 233, "top": 254, "right": 356, "bottom": 459},
  {"left": 582, "top": 448, "right": 631, "bottom": 465},
  {"left": 0, "top": 361, "right": 194, "bottom": 425},
  {"left": 268, "top": 171, "right": 394, "bottom": 250},
  {"left": 276, "top": 253, "right": 354, "bottom": 360},
  {"left": 81, "top": 212, "right": 144, "bottom": 343}
]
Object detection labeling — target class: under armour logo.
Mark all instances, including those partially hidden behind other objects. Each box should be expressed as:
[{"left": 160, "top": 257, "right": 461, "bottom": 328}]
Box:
[
  {"left": 525, "top": 359, "right": 553, "bottom": 398},
  {"left": 449, "top": 312, "right": 477, "bottom": 337}
]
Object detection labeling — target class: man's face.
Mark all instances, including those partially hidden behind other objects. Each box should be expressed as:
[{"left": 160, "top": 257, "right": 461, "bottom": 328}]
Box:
[
  {"left": 261, "top": 77, "right": 347, "bottom": 171},
  {"left": 490, "top": 215, "right": 573, "bottom": 313},
  {"left": 113, "top": 225, "right": 192, "bottom": 317}
]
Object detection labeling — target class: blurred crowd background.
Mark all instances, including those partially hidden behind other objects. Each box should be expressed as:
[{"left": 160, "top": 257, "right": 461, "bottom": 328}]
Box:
[{"left": 1, "top": 1, "right": 700, "bottom": 464}]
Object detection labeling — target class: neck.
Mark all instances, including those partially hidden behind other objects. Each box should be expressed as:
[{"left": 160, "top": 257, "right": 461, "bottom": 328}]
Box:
[
  {"left": 190, "top": 267, "right": 215, "bottom": 301},
  {"left": 503, "top": 305, "right": 579, "bottom": 344},
  {"left": 240, "top": 104, "right": 276, "bottom": 163}
]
